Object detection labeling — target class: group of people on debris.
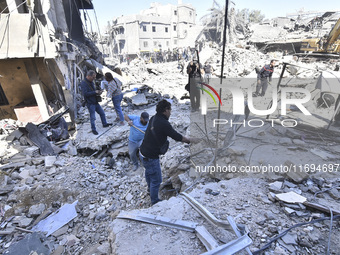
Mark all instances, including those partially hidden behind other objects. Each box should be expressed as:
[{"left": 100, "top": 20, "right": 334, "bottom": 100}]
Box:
[
  {"left": 80, "top": 56, "right": 276, "bottom": 205},
  {"left": 80, "top": 70, "right": 193, "bottom": 205}
]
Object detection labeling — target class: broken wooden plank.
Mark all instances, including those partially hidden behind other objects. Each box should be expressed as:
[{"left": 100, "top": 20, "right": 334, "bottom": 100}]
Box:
[
  {"left": 0, "top": 161, "right": 26, "bottom": 170},
  {"left": 303, "top": 201, "right": 340, "bottom": 215}
]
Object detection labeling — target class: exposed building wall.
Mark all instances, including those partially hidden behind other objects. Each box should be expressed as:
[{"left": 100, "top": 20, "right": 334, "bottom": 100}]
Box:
[
  {"left": 0, "top": 13, "right": 57, "bottom": 59},
  {"left": 0, "top": 58, "right": 56, "bottom": 120},
  {"left": 0, "top": 0, "right": 100, "bottom": 123}
]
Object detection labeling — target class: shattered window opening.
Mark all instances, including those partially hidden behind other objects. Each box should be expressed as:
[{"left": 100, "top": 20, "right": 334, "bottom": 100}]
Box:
[{"left": 0, "top": 83, "right": 9, "bottom": 106}]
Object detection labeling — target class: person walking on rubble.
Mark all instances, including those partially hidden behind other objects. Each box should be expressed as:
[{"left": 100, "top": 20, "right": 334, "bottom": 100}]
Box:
[
  {"left": 254, "top": 60, "right": 275, "bottom": 97},
  {"left": 80, "top": 70, "right": 112, "bottom": 135},
  {"left": 139, "top": 100, "right": 191, "bottom": 205},
  {"left": 101, "top": 72, "right": 125, "bottom": 126},
  {"left": 124, "top": 112, "right": 149, "bottom": 171},
  {"left": 186, "top": 60, "right": 203, "bottom": 111},
  {"left": 203, "top": 61, "right": 214, "bottom": 83}
]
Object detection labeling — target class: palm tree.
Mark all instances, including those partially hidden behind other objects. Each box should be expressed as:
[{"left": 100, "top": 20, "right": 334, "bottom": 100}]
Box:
[
  {"left": 200, "top": 1, "right": 240, "bottom": 45},
  {"left": 200, "top": 0, "right": 226, "bottom": 44}
]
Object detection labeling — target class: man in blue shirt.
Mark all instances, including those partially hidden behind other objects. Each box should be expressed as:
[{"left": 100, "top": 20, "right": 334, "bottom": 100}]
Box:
[{"left": 124, "top": 112, "right": 149, "bottom": 171}]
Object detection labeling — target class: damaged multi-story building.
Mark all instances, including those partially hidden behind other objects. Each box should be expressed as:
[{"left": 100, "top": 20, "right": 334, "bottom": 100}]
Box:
[
  {"left": 0, "top": 0, "right": 105, "bottom": 125},
  {"left": 106, "top": 1, "right": 201, "bottom": 57}
]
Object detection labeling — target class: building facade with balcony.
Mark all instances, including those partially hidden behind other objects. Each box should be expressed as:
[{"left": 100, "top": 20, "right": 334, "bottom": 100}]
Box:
[{"left": 109, "top": 1, "right": 198, "bottom": 56}]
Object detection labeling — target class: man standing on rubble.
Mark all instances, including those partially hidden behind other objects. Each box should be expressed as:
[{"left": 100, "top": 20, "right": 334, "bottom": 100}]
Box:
[
  {"left": 186, "top": 60, "right": 203, "bottom": 111},
  {"left": 139, "top": 100, "right": 191, "bottom": 205},
  {"left": 124, "top": 112, "right": 149, "bottom": 171},
  {"left": 80, "top": 70, "right": 112, "bottom": 135},
  {"left": 254, "top": 60, "right": 275, "bottom": 97}
]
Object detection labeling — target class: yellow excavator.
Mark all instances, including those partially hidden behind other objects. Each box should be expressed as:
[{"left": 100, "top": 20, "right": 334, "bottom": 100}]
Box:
[{"left": 300, "top": 17, "right": 340, "bottom": 56}]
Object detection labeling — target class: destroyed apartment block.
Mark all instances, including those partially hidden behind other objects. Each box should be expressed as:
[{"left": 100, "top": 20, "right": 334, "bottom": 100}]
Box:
[{"left": 248, "top": 11, "right": 340, "bottom": 56}]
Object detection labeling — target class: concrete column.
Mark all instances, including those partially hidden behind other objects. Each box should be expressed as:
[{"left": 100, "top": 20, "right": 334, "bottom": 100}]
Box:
[
  {"left": 6, "top": 0, "right": 19, "bottom": 13},
  {"left": 31, "top": 83, "right": 50, "bottom": 121},
  {"left": 24, "top": 59, "right": 51, "bottom": 122}
]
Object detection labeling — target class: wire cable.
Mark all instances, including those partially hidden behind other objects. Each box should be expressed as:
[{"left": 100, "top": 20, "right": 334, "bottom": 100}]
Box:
[{"left": 252, "top": 215, "right": 340, "bottom": 255}]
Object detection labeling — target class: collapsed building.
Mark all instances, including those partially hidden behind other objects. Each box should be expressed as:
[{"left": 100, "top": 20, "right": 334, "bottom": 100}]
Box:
[{"left": 0, "top": 0, "right": 111, "bottom": 125}]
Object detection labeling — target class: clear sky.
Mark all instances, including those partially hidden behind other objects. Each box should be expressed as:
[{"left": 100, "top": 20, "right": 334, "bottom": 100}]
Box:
[{"left": 88, "top": 0, "right": 339, "bottom": 33}]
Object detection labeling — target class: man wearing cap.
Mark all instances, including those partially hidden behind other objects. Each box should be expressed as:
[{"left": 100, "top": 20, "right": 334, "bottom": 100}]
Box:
[{"left": 124, "top": 112, "right": 149, "bottom": 171}]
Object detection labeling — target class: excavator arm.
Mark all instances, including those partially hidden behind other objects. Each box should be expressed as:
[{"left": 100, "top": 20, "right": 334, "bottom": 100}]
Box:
[{"left": 325, "top": 17, "right": 340, "bottom": 52}]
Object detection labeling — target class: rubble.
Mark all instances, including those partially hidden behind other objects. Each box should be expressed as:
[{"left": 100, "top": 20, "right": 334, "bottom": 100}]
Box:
[{"left": 1, "top": 9, "right": 340, "bottom": 255}]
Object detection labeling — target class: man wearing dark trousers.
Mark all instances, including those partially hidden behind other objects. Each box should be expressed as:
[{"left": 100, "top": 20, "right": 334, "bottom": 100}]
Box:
[
  {"left": 139, "top": 100, "right": 191, "bottom": 205},
  {"left": 186, "top": 60, "right": 203, "bottom": 111},
  {"left": 254, "top": 60, "right": 275, "bottom": 97},
  {"left": 80, "top": 70, "right": 112, "bottom": 135}
]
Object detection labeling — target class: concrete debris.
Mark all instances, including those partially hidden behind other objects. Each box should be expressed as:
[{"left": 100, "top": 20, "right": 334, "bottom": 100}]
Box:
[
  {"left": 131, "top": 93, "right": 148, "bottom": 106},
  {"left": 32, "top": 201, "right": 78, "bottom": 237},
  {"left": 275, "top": 191, "right": 307, "bottom": 204},
  {"left": 1, "top": 9, "right": 340, "bottom": 255},
  {"left": 3, "top": 232, "right": 50, "bottom": 255}
]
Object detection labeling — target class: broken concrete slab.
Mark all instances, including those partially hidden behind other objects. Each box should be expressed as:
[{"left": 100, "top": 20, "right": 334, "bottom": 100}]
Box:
[
  {"left": 3, "top": 232, "right": 50, "bottom": 255},
  {"left": 32, "top": 201, "right": 78, "bottom": 236},
  {"left": 284, "top": 160, "right": 309, "bottom": 183},
  {"left": 131, "top": 93, "right": 148, "bottom": 106},
  {"left": 269, "top": 181, "right": 283, "bottom": 192},
  {"left": 275, "top": 191, "right": 307, "bottom": 204},
  {"left": 45, "top": 156, "right": 57, "bottom": 167},
  {"left": 28, "top": 203, "right": 46, "bottom": 217}
]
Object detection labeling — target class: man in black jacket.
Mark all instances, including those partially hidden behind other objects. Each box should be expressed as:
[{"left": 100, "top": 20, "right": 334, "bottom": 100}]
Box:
[
  {"left": 140, "top": 100, "right": 191, "bottom": 205},
  {"left": 254, "top": 60, "right": 275, "bottom": 97},
  {"left": 80, "top": 70, "right": 112, "bottom": 135}
]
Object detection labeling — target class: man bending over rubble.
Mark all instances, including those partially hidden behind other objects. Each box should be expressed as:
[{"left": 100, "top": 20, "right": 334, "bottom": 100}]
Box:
[
  {"left": 254, "top": 60, "right": 275, "bottom": 97},
  {"left": 124, "top": 112, "right": 149, "bottom": 171},
  {"left": 80, "top": 70, "right": 112, "bottom": 135},
  {"left": 139, "top": 100, "right": 191, "bottom": 205}
]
